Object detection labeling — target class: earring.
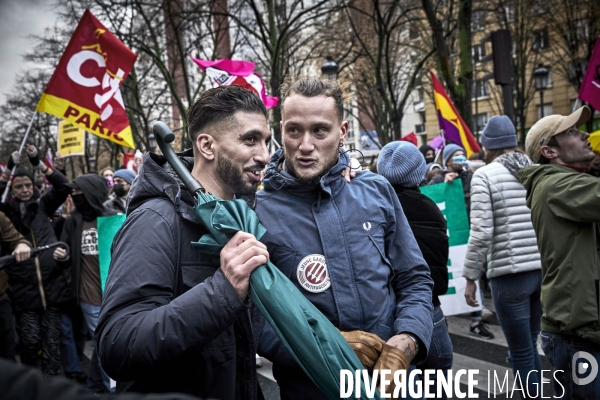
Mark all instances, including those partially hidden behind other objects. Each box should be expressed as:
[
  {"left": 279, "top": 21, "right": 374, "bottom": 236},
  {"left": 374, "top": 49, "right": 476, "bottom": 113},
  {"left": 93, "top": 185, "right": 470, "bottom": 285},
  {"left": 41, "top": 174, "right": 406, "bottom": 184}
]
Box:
[{"left": 339, "top": 141, "right": 345, "bottom": 147}]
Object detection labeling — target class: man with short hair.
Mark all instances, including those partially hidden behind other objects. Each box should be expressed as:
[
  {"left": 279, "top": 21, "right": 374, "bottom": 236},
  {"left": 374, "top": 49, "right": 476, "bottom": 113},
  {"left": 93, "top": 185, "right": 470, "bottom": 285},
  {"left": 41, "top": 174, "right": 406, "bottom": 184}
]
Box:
[
  {"left": 104, "top": 169, "right": 136, "bottom": 213},
  {"left": 518, "top": 106, "right": 600, "bottom": 398},
  {"left": 96, "top": 85, "right": 270, "bottom": 399},
  {"left": 0, "top": 145, "right": 71, "bottom": 377},
  {"left": 255, "top": 78, "right": 434, "bottom": 399}
]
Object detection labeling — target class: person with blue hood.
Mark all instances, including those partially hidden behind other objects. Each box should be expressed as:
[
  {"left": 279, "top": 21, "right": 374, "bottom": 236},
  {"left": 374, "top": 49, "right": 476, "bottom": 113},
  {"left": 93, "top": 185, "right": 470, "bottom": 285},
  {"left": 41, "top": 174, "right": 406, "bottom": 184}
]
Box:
[
  {"left": 254, "top": 77, "right": 433, "bottom": 399},
  {"left": 53, "top": 173, "right": 116, "bottom": 393}
]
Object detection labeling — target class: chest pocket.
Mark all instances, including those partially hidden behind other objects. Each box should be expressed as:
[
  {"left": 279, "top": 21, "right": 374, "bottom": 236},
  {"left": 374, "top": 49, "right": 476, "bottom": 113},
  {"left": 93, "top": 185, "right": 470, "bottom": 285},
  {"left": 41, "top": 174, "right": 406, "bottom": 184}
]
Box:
[{"left": 181, "top": 263, "right": 218, "bottom": 288}]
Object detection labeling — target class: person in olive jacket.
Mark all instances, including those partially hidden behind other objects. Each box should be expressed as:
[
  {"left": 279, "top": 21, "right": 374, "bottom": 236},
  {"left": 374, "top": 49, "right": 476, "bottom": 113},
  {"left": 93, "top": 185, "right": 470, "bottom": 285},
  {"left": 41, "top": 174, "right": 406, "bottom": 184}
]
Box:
[{"left": 0, "top": 146, "right": 70, "bottom": 376}]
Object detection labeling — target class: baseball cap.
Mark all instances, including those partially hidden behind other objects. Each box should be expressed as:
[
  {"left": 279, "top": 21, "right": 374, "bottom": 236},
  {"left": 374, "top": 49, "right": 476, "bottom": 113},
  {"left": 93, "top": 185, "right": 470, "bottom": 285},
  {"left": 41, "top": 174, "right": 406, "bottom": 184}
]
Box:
[{"left": 525, "top": 106, "right": 591, "bottom": 163}]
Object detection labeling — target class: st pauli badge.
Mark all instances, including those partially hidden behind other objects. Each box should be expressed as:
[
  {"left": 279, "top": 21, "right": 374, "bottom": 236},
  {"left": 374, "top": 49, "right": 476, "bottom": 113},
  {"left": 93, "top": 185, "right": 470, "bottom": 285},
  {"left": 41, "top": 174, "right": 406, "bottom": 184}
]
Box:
[{"left": 36, "top": 10, "right": 137, "bottom": 148}]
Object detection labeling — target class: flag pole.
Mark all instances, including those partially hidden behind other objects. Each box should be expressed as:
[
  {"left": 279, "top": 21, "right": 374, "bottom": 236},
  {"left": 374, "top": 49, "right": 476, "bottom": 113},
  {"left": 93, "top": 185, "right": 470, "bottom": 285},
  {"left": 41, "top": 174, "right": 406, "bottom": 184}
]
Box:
[{"left": 1, "top": 111, "right": 38, "bottom": 203}]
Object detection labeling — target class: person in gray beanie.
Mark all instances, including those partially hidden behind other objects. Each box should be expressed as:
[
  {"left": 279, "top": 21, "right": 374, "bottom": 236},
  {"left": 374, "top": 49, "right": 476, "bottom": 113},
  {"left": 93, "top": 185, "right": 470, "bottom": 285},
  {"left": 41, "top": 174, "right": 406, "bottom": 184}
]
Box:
[
  {"left": 378, "top": 141, "right": 453, "bottom": 397},
  {"left": 463, "top": 115, "right": 542, "bottom": 393},
  {"left": 104, "top": 169, "right": 136, "bottom": 213}
]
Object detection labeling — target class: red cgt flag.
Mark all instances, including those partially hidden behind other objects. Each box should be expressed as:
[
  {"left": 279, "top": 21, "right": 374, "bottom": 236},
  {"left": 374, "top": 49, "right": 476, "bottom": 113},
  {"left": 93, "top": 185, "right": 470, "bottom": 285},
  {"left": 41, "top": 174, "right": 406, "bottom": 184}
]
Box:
[
  {"left": 36, "top": 10, "right": 137, "bottom": 148},
  {"left": 578, "top": 37, "right": 600, "bottom": 112}
]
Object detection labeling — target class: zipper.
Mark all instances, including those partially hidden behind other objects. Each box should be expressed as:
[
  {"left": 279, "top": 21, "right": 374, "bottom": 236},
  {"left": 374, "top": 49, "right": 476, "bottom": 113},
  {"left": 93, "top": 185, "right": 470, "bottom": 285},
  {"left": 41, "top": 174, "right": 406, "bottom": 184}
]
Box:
[{"left": 30, "top": 230, "right": 47, "bottom": 310}]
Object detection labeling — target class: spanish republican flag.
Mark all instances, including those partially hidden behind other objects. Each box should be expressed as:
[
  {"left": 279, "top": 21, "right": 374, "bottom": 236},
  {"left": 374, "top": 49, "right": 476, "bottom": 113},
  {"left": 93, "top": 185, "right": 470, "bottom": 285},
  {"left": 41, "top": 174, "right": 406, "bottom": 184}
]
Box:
[
  {"left": 36, "top": 10, "right": 137, "bottom": 148},
  {"left": 430, "top": 72, "right": 480, "bottom": 158}
]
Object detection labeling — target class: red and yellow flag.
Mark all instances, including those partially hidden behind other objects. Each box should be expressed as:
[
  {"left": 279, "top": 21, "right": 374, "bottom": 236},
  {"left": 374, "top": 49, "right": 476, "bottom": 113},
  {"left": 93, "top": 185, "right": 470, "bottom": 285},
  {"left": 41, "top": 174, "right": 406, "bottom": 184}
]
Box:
[
  {"left": 37, "top": 10, "right": 137, "bottom": 148},
  {"left": 431, "top": 72, "right": 480, "bottom": 158}
]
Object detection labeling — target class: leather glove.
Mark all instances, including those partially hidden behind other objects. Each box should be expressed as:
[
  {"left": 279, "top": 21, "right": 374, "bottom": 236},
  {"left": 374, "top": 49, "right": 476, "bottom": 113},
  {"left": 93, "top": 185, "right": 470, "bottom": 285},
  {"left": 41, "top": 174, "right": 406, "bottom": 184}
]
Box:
[
  {"left": 6, "top": 151, "right": 20, "bottom": 170},
  {"left": 373, "top": 343, "right": 410, "bottom": 398},
  {"left": 26, "top": 145, "right": 43, "bottom": 170},
  {"left": 339, "top": 330, "right": 385, "bottom": 368}
]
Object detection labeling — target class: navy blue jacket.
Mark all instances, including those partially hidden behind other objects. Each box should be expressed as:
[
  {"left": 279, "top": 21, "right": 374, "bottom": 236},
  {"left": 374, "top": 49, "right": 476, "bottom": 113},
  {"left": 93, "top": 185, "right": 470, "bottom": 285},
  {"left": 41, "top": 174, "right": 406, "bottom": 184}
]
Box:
[
  {"left": 96, "top": 151, "right": 261, "bottom": 399},
  {"left": 255, "top": 149, "right": 434, "bottom": 367}
]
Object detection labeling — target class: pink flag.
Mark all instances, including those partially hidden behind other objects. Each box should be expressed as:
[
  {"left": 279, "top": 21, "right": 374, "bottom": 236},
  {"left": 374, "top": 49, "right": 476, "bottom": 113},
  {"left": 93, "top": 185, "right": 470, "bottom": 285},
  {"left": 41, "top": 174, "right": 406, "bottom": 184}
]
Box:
[
  {"left": 191, "top": 57, "right": 279, "bottom": 108},
  {"left": 579, "top": 37, "right": 600, "bottom": 111}
]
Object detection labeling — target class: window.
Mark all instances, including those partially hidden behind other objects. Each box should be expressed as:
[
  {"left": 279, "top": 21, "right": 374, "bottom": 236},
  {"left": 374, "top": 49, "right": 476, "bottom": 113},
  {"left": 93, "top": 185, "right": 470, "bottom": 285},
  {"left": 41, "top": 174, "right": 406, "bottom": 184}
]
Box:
[
  {"left": 537, "top": 104, "right": 553, "bottom": 120},
  {"left": 415, "top": 111, "right": 426, "bottom": 133},
  {"left": 575, "top": 19, "right": 589, "bottom": 40},
  {"left": 474, "top": 113, "right": 489, "bottom": 134},
  {"left": 409, "top": 25, "right": 419, "bottom": 40},
  {"left": 532, "top": 29, "right": 549, "bottom": 50},
  {"left": 472, "top": 44, "right": 486, "bottom": 63},
  {"left": 503, "top": 1, "right": 515, "bottom": 22},
  {"left": 471, "top": 11, "right": 484, "bottom": 32},
  {"left": 472, "top": 79, "right": 489, "bottom": 99},
  {"left": 569, "top": 58, "right": 588, "bottom": 82},
  {"left": 530, "top": 0, "right": 547, "bottom": 14}
]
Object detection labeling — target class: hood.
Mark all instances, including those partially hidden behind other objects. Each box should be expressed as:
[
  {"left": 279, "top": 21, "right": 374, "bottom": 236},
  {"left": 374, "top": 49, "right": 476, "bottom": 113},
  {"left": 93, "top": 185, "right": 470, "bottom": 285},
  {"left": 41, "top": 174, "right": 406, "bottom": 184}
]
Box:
[
  {"left": 127, "top": 149, "right": 199, "bottom": 222},
  {"left": 262, "top": 147, "right": 350, "bottom": 196},
  {"left": 518, "top": 164, "right": 573, "bottom": 206},
  {"left": 494, "top": 152, "right": 534, "bottom": 178},
  {"left": 72, "top": 174, "right": 109, "bottom": 216}
]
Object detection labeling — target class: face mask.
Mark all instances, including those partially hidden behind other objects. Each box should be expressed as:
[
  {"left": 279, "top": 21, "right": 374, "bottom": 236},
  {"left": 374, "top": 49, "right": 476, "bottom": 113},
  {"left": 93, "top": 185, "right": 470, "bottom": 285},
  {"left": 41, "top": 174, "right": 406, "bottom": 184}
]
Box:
[
  {"left": 113, "top": 184, "right": 127, "bottom": 197},
  {"left": 425, "top": 156, "right": 435, "bottom": 164},
  {"left": 72, "top": 194, "right": 91, "bottom": 211},
  {"left": 452, "top": 155, "right": 467, "bottom": 165},
  {"left": 106, "top": 176, "right": 114, "bottom": 188}
]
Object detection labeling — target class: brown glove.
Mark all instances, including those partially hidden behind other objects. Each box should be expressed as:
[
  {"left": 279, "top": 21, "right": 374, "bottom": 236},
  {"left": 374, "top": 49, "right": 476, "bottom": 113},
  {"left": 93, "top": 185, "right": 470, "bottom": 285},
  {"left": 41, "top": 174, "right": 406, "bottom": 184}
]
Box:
[
  {"left": 373, "top": 343, "right": 410, "bottom": 398},
  {"left": 339, "top": 330, "right": 386, "bottom": 368}
]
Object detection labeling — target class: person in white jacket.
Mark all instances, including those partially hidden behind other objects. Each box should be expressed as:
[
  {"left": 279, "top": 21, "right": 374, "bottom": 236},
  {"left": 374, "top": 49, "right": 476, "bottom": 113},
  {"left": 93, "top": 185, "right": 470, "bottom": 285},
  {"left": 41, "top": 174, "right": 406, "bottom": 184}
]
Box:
[{"left": 463, "top": 115, "right": 542, "bottom": 398}]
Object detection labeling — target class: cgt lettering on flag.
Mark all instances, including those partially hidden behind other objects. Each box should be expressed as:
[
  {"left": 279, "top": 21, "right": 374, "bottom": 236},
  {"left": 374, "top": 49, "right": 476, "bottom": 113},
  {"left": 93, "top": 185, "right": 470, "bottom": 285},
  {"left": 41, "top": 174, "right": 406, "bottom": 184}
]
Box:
[{"left": 37, "top": 9, "right": 137, "bottom": 148}]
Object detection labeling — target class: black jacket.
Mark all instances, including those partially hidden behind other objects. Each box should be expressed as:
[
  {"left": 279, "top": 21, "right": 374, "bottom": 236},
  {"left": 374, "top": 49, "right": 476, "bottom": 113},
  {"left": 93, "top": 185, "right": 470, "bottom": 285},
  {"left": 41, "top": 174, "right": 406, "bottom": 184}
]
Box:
[
  {"left": 0, "top": 170, "right": 71, "bottom": 311},
  {"left": 96, "top": 150, "right": 261, "bottom": 399},
  {"left": 104, "top": 196, "right": 126, "bottom": 213},
  {"left": 58, "top": 174, "right": 116, "bottom": 303},
  {"left": 393, "top": 186, "right": 449, "bottom": 306}
]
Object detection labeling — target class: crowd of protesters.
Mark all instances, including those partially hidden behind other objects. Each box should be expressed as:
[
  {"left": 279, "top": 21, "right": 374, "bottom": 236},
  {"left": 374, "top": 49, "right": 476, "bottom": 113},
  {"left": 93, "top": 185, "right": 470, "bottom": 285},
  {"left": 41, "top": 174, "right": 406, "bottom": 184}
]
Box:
[{"left": 0, "top": 79, "right": 598, "bottom": 400}]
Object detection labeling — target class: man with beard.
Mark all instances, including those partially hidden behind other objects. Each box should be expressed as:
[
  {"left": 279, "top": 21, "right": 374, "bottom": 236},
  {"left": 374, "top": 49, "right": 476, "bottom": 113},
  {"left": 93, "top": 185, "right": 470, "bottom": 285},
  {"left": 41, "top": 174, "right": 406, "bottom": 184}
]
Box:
[
  {"left": 0, "top": 145, "right": 71, "bottom": 377},
  {"left": 518, "top": 106, "right": 600, "bottom": 398},
  {"left": 95, "top": 86, "right": 270, "bottom": 399},
  {"left": 104, "top": 169, "right": 136, "bottom": 213},
  {"left": 53, "top": 174, "right": 117, "bottom": 393},
  {"left": 254, "top": 78, "right": 433, "bottom": 399}
]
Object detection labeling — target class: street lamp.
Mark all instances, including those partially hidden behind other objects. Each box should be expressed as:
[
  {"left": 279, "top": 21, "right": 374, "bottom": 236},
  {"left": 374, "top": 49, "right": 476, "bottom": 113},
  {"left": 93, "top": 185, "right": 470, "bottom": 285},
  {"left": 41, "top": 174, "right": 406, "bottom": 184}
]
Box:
[
  {"left": 321, "top": 57, "right": 338, "bottom": 80},
  {"left": 533, "top": 64, "right": 550, "bottom": 118},
  {"left": 148, "top": 133, "right": 157, "bottom": 153},
  {"left": 88, "top": 156, "right": 97, "bottom": 172}
]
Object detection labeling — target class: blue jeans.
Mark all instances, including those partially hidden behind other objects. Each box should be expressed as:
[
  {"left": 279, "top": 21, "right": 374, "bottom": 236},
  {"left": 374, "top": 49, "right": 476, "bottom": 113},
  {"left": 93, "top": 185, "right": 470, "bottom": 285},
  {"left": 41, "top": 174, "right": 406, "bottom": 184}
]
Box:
[
  {"left": 60, "top": 313, "right": 82, "bottom": 374},
  {"left": 490, "top": 270, "right": 542, "bottom": 399},
  {"left": 541, "top": 331, "right": 600, "bottom": 399},
  {"left": 80, "top": 302, "right": 114, "bottom": 393},
  {"left": 418, "top": 306, "right": 453, "bottom": 400}
]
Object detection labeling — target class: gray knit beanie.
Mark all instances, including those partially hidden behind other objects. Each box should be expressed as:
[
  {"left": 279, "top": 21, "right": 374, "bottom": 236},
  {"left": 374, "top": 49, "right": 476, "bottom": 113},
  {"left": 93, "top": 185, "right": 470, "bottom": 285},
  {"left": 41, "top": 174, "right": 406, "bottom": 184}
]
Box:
[
  {"left": 378, "top": 142, "right": 426, "bottom": 187},
  {"left": 481, "top": 115, "right": 517, "bottom": 150},
  {"left": 443, "top": 143, "right": 464, "bottom": 164}
]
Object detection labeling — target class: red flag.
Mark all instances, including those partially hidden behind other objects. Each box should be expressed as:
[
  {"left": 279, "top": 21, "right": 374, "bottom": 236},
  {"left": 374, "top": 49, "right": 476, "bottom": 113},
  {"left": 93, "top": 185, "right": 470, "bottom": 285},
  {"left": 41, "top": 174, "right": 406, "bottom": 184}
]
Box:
[
  {"left": 579, "top": 37, "right": 600, "bottom": 111},
  {"left": 398, "top": 132, "right": 418, "bottom": 146},
  {"left": 36, "top": 10, "right": 137, "bottom": 148}
]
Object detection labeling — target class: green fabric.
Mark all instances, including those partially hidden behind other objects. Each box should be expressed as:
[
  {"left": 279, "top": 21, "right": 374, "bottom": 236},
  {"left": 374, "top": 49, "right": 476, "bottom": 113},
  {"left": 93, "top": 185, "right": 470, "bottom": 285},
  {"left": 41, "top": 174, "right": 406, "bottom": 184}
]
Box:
[
  {"left": 97, "top": 214, "right": 126, "bottom": 294},
  {"left": 519, "top": 164, "right": 600, "bottom": 343},
  {"left": 420, "top": 180, "right": 470, "bottom": 246},
  {"left": 190, "top": 192, "right": 381, "bottom": 400}
]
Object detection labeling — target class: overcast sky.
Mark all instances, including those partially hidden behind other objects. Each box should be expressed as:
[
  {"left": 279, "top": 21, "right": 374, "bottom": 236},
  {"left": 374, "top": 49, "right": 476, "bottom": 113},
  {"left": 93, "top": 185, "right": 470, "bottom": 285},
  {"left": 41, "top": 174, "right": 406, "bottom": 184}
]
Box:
[{"left": 0, "top": 0, "right": 58, "bottom": 104}]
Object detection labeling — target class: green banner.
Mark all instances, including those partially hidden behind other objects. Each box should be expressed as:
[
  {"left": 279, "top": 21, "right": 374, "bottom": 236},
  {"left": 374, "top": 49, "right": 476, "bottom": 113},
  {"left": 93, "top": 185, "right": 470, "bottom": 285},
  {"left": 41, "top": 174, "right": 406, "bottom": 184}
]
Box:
[
  {"left": 97, "top": 214, "right": 126, "bottom": 294},
  {"left": 419, "top": 179, "right": 470, "bottom": 246}
]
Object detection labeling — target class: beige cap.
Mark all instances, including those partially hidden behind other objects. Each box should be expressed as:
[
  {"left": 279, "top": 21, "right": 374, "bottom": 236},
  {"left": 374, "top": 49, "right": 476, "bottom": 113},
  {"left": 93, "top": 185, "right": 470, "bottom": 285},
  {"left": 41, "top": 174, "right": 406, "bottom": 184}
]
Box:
[{"left": 525, "top": 106, "right": 591, "bottom": 163}]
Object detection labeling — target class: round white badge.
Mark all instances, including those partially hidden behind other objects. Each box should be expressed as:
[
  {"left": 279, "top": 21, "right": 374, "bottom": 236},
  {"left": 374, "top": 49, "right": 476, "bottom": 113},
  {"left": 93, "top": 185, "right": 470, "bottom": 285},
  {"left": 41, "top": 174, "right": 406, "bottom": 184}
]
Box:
[{"left": 297, "top": 254, "right": 331, "bottom": 293}]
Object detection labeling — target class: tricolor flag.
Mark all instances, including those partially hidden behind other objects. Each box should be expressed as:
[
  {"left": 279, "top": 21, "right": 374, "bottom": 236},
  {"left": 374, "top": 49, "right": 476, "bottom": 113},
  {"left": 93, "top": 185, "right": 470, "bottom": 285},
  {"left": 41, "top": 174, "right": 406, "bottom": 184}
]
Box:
[
  {"left": 191, "top": 58, "right": 278, "bottom": 108},
  {"left": 44, "top": 148, "right": 54, "bottom": 170},
  {"left": 431, "top": 72, "right": 480, "bottom": 158},
  {"left": 578, "top": 37, "right": 600, "bottom": 112},
  {"left": 36, "top": 10, "right": 137, "bottom": 148}
]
